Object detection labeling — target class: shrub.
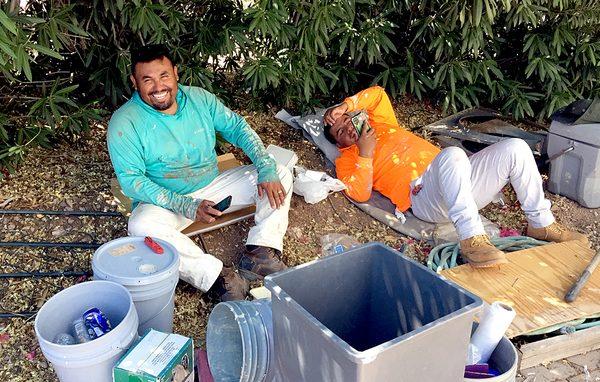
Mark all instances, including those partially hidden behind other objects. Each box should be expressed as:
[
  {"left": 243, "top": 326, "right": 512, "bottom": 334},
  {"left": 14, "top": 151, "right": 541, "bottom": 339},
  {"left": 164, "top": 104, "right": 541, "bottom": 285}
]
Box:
[{"left": 1, "top": 0, "right": 599, "bottom": 174}]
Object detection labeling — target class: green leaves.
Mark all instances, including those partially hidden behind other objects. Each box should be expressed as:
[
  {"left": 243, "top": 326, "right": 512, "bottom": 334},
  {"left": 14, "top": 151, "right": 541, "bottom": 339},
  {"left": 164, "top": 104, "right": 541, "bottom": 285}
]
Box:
[
  {"left": 3, "top": 0, "right": 600, "bottom": 172},
  {"left": 243, "top": 56, "right": 283, "bottom": 90},
  {"left": 503, "top": 88, "right": 544, "bottom": 120},
  {"left": 0, "top": 9, "right": 17, "bottom": 35},
  {"left": 525, "top": 57, "right": 566, "bottom": 82}
]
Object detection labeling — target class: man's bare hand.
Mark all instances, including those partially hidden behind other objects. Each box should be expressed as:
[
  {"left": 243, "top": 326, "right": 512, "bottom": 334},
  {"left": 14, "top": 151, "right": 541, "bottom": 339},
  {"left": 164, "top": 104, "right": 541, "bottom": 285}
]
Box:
[
  {"left": 357, "top": 126, "right": 376, "bottom": 158},
  {"left": 258, "top": 181, "right": 287, "bottom": 209},
  {"left": 323, "top": 102, "right": 348, "bottom": 126},
  {"left": 195, "top": 200, "right": 223, "bottom": 223}
]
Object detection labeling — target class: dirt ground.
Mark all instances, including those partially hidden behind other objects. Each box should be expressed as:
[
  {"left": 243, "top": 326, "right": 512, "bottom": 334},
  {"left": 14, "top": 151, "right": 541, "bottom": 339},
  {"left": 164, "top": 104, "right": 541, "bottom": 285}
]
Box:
[{"left": 0, "top": 98, "right": 598, "bottom": 381}]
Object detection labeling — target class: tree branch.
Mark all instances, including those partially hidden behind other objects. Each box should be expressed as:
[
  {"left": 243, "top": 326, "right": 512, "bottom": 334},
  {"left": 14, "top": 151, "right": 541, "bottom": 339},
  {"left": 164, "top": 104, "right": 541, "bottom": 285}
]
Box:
[{"left": 9, "top": 0, "right": 19, "bottom": 14}]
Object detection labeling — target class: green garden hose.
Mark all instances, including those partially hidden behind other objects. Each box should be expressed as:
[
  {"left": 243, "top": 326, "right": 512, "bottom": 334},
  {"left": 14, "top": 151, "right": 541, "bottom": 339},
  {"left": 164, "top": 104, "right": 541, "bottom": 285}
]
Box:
[{"left": 427, "top": 236, "right": 547, "bottom": 273}]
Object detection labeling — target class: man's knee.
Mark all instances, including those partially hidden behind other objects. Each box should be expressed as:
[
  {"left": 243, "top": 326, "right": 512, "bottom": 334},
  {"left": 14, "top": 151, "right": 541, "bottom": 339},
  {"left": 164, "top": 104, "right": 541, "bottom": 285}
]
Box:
[
  {"left": 128, "top": 208, "right": 164, "bottom": 236},
  {"left": 128, "top": 216, "right": 149, "bottom": 236},
  {"left": 437, "top": 146, "right": 469, "bottom": 164},
  {"left": 503, "top": 138, "right": 530, "bottom": 156},
  {"left": 276, "top": 164, "right": 293, "bottom": 192}
]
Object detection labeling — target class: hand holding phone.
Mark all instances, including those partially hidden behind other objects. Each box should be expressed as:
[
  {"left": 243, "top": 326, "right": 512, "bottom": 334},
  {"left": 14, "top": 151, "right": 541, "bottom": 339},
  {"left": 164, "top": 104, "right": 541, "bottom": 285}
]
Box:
[
  {"left": 213, "top": 195, "right": 232, "bottom": 212},
  {"left": 351, "top": 111, "right": 371, "bottom": 135},
  {"left": 195, "top": 197, "right": 230, "bottom": 223}
]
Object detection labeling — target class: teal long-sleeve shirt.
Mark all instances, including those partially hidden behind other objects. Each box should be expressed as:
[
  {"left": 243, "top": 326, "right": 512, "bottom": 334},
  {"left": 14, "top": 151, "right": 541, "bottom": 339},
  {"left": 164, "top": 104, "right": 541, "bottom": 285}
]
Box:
[{"left": 107, "top": 85, "right": 278, "bottom": 220}]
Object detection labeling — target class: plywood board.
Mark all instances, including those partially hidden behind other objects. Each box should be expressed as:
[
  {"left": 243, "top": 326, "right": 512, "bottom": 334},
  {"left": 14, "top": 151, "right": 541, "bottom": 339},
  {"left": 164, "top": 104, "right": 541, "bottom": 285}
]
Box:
[{"left": 440, "top": 241, "right": 600, "bottom": 338}]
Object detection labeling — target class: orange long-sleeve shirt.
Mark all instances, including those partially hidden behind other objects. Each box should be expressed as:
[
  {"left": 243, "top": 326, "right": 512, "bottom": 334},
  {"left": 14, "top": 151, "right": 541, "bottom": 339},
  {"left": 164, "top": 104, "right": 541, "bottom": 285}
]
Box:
[{"left": 335, "top": 86, "right": 440, "bottom": 211}]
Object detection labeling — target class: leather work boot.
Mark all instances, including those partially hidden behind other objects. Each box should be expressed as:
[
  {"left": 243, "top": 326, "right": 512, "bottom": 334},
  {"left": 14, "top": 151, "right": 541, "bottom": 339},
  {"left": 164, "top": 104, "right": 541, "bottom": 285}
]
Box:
[
  {"left": 527, "top": 222, "right": 589, "bottom": 246},
  {"left": 459, "top": 235, "right": 508, "bottom": 268},
  {"left": 210, "top": 266, "right": 249, "bottom": 302},
  {"left": 238, "top": 245, "right": 288, "bottom": 280}
]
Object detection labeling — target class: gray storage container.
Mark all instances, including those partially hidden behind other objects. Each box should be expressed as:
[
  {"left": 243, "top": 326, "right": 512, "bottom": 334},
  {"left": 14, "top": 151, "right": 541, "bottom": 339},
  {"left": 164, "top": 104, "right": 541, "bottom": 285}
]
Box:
[
  {"left": 547, "top": 120, "right": 600, "bottom": 208},
  {"left": 264, "top": 243, "right": 482, "bottom": 382}
]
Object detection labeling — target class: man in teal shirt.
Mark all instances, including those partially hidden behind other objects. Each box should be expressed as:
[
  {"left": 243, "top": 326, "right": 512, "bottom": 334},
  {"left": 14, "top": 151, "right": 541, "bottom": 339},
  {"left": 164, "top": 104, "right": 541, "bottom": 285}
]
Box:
[{"left": 107, "top": 45, "right": 292, "bottom": 301}]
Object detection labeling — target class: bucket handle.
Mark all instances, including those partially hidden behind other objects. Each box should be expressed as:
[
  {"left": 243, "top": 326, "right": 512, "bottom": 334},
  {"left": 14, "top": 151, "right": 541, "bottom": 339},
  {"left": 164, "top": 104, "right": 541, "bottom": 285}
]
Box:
[{"left": 139, "top": 285, "right": 177, "bottom": 328}]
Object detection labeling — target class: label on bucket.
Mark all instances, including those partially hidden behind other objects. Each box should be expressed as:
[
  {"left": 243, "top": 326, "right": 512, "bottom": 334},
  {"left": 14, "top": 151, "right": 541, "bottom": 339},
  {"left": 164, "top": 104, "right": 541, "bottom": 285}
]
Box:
[
  {"left": 110, "top": 243, "right": 136, "bottom": 257},
  {"left": 114, "top": 329, "right": 194, "bottom": 382}
]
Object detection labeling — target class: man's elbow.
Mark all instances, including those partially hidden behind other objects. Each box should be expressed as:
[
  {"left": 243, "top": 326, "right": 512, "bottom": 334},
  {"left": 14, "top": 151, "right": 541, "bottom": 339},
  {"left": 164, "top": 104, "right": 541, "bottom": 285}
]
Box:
[{"left": 344, "top": 188, "right": 372, "bottom": 203}]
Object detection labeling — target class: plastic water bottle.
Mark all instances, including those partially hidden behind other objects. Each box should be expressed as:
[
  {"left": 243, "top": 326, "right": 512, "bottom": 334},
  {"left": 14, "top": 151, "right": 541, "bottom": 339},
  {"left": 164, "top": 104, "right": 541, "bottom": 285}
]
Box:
[
  {"left": 72, "top": 318, "right": 92, "bottom": 343},
  {"left": 320, "top": 233, "right": 360, "bottom": 257},
  {"left": 54, "top": 333, "right": 76, "bottom": 345}
]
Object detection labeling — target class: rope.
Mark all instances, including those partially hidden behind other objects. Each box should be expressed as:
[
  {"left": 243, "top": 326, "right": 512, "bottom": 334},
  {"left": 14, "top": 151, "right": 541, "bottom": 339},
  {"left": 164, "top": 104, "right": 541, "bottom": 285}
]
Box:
[
  {"left": 427, "top": 236, "right": 548, "bottom": 273},
  {"left": 427, "top": 236, "right": 600, "bottom": 335}
]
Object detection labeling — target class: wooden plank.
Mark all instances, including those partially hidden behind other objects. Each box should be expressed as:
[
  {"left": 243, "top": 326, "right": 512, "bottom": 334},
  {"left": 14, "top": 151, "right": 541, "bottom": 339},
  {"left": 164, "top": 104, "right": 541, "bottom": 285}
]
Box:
[
  {"left": 519, "top": 325, "right": 600, "bottom": 370},
  {"left": 181, "top": 206, "right": 256, "bottom": 236},
  {"left": 441, "top": 241, "right": 600, "bottom": 337}
]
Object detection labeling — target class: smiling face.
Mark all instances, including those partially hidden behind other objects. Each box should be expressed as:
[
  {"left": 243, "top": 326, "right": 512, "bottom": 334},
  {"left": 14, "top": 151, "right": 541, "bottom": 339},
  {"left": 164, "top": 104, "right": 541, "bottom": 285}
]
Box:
[
  {"left": 329, "top": 114, "right": 358, "bottom": 148},
  {"left": 130, "top": 56, "right": 179, "bottom": 114}
]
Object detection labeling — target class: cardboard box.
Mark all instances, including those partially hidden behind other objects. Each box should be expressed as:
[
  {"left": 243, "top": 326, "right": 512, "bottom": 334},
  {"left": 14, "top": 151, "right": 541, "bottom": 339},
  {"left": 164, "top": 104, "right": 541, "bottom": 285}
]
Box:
[{"left": 113, "top": 330, "right": 194, "bottom": 382}]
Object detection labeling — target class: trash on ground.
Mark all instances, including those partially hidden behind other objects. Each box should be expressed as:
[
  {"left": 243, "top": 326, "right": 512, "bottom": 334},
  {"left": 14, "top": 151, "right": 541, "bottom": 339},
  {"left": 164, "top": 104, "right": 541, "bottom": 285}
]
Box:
[
  {"left": 249, "top": 286, "right": 271, "bottom": 300},
  {"left": 319, "top": 233, "right": 360, "bottom": 257},
  {"left": 293, "top": 166, "right": 346, "bottom": 204}
]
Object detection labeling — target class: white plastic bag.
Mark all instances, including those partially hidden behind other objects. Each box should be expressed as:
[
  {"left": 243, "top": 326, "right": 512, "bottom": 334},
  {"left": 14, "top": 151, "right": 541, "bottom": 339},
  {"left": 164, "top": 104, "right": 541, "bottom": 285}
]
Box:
[{"left": 293, "top": 166, "right": 346, "bottom": 204}]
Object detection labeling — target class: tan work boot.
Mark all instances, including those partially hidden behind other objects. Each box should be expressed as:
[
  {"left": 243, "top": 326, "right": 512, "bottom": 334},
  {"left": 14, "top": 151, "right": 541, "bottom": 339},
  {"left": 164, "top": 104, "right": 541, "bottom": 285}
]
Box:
[
  {"left": 459, "top": 235, "right": 508, "bottom": 268},
  {"left": 527, "top": 222, "right": 589, "bottom": 246}
]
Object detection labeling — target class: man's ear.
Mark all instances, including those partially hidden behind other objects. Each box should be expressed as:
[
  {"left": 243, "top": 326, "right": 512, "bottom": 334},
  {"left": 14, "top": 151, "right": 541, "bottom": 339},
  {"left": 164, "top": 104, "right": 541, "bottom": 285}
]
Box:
[
  {"left": 130, "top": 74, "right": 137, "bottom": 90},
  {"left": 174, "top": 66, "right": 179, "bottom": 81}
]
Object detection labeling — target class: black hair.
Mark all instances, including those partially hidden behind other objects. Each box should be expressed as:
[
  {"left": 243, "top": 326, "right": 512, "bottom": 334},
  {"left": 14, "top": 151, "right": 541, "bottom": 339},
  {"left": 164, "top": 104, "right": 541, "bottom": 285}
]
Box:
[
  {"left": 323, "top": 123, "right": 337, "bottom": 144},
  {"left": 130, "top": 44, "right": 175, "bottom": 74}
]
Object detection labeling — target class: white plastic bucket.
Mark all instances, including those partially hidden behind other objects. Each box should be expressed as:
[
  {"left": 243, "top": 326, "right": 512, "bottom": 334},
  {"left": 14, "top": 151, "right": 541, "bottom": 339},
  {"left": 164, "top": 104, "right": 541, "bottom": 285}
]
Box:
[
  {"left": 92, "top": 236, "right": 179, "bottom": 335},
  {"left": 206, "top": 299, "right": 273, "bottom": 382},
  {"left": 34, "top": 280, "right": 139, "bottom": 382}
]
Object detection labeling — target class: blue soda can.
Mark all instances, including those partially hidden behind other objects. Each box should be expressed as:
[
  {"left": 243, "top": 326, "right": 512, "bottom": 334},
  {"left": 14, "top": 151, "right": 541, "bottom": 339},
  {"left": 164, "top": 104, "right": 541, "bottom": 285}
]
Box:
[{"left": 82, "top": 308, "right": 113, "bottom": 339}]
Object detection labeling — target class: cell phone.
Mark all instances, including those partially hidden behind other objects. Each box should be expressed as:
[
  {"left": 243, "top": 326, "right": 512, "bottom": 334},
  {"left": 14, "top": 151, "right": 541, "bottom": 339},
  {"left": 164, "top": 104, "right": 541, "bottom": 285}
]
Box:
[
  {"left": 213, "top": 195, "right": 232, "bottom": 212},
  {"left": 351, "top": 111, "right": 371, "bottom": 135}
]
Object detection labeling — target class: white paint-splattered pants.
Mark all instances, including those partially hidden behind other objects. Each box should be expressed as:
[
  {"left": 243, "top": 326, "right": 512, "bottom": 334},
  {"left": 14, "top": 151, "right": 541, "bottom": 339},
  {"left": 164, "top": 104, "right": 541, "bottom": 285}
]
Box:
[
  {"left": 127, "top": 164, "right": 293, "bottom": 292},
  {"left": 410, "top": 138, "right": 555, "bottom": 241}
]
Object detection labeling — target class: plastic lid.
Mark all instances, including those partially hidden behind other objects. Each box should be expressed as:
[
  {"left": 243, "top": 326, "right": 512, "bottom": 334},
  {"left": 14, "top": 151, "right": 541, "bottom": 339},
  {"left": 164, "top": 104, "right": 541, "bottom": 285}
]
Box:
[{"left": 92, "top": 237, "right": 179, "bottom": 286}]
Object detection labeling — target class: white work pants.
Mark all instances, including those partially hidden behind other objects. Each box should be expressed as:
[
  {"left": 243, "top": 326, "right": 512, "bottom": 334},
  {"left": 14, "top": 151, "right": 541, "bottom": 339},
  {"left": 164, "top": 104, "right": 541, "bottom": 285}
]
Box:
[
  {"left": 410, "top": 138, "right": 554, "bottom": 241},
  {"left": 128, "top": 164, "right": 293, "bottom": 291}
]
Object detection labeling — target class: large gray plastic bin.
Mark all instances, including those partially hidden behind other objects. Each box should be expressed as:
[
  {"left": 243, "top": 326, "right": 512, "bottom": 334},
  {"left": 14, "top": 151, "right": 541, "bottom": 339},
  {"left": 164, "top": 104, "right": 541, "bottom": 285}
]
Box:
[
  {"left": 547, "top": 120, "right": 600, "bottom": 208},
  {"left": 264, "top": 243, "right": 482, "bottom": 382}
]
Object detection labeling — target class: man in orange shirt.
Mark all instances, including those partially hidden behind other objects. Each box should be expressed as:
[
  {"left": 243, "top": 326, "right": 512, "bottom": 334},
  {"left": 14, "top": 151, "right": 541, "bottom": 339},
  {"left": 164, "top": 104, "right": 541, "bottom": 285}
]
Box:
[{"left": 324, "top": 86, "right": 587, "bottom": 267}]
